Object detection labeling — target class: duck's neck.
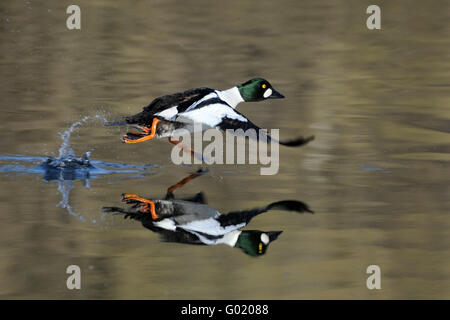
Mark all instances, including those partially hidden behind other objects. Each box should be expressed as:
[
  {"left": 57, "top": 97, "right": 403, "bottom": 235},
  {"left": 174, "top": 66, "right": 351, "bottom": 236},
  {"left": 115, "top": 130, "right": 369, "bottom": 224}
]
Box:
[
  {"left": 219, "top": 230, "right": 242, "bottom": 247},
  {"left": 217, "top": 86, "right": 244, "bottom": 109}
]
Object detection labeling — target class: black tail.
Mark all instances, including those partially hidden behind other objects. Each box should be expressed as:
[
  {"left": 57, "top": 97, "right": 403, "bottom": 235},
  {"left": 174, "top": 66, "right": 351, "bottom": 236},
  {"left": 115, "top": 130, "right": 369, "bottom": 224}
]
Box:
[
  {"left": 278, "top": 135, "right": 315, "bottom": 147},
  {"left": 247, "top": 130, "right": 315, "bottom": 147},
  {"left": 102, "top": 206, "right": 150, "bottom": 222},
  {"left": 218, "top": 116, "right": 314, "bottom": 148},
  {"left": 219, "top": 200, "right": 313, "bottom": 227},
  {"left": 266, "top": 200, "right": 314, "bottom": 213}
]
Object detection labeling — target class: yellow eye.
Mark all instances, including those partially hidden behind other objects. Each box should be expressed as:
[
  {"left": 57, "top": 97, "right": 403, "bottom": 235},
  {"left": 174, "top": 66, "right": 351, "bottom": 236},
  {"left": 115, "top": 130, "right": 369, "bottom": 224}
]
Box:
[
  {"left": 258, "top": 243, "right": 263, "bottom": 253},
  {"left": 262, "top": 84, "right": 267, "bottom": 89}
]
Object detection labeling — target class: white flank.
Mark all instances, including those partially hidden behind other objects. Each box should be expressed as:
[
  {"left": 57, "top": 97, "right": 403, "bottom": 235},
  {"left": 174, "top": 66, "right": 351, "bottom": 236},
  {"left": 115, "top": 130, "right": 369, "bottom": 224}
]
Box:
[
  {"left": 154, "top": 218, "right": 177, "bottom": 231},
  {"left": 180, "top": 103, "right": 248, "bottom": 127},
  {"left": 155, "top": 106, "right": 178, "bottom": 120},
  {"left": 181, "top": 217, "right": 246, "bottom": 236}
]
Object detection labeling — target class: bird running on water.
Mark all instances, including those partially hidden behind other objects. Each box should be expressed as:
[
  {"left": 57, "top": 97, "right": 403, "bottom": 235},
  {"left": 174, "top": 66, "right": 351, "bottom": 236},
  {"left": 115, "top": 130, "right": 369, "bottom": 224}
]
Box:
[{"left": 119, "top": 78, "right": 314, "bottom": 148}]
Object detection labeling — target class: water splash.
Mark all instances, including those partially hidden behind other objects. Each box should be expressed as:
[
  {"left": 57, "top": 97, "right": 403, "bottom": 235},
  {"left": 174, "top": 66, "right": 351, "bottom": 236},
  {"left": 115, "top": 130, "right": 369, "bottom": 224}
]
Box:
[
  {"left": 44, "top": 115, "right": 110, "bottom": 174},
  {"left": 58, "top": 115, "right": 107, "bottom": 158},
  {"left": 0, "top": 115, "right": 157, "bottom": 224}
]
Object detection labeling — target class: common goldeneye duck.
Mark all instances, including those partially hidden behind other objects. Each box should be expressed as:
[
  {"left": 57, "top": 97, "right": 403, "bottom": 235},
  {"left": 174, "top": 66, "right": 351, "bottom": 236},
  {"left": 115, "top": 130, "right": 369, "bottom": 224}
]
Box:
[
  {"left": 121, "top": 78, "right": 314, "bottom": 147},
  {"left": 102, "top": 170, "right": 313, "bottom": 257}
]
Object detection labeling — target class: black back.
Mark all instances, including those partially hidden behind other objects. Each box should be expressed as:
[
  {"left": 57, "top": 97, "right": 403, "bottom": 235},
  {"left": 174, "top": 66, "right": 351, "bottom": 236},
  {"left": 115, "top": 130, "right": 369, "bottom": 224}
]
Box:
[{"left": 125, "top": 87, "right": 214, "bottom": 125}]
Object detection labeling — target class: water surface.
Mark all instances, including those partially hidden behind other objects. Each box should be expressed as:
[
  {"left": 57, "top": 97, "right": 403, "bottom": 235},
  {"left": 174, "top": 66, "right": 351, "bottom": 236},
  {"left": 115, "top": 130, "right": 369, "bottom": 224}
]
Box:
[{"left": 0, "top": 0, "right": 449, "bottom": 299}]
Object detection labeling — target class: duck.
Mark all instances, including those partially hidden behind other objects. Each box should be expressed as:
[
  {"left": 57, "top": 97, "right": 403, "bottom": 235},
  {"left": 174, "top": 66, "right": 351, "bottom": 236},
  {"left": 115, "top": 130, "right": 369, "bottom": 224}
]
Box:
[
  {"left": 102, "top": 169, "right": 313, "bottom": 257},
  {"left": 120, "top": 78, "right": 314, "bottom": 147}
]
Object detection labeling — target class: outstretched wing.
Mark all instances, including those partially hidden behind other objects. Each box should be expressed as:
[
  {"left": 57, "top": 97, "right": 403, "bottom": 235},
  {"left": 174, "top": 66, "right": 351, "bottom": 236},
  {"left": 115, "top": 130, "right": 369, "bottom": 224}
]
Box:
[
  {"left": 216, "top": 110, "right": 315, "bottom": 147},
  {"left": 218, "top": 200, "right": 313, "bottom": 228},
  {"left": 125, "top": 87, "right": 214, "bottom": 124}
]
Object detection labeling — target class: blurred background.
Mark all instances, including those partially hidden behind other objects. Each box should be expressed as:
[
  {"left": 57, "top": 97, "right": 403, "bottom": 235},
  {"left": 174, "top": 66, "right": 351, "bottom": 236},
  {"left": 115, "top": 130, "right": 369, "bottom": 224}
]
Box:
[{"left": 0, "top": 0, "right": 448, "bottom": 299}]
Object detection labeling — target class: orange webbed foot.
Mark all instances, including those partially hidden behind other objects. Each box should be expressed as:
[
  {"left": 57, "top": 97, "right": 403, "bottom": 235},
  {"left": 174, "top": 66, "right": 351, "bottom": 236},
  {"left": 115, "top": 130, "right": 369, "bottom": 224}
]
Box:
[
  {"left": 122, "top": 118, "right": 160, "bottom": 144},
  {"left": 121, "top": 193, "right": 159, "bottom": 220}
]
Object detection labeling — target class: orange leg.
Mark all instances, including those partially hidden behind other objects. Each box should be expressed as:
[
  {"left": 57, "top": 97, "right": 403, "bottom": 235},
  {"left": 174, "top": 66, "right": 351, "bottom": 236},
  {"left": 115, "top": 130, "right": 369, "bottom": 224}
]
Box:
[
  {"left": 122, "top": 118, "right": 160, "bottom": 144},
  {"left": 168, "top": 137, "right": 206, "bottom": 161},
  {"left": 168, "top": 137, "right": 181, "bottom": 146},
  {"left": 121, "top": 193, "right": 158, "bottom": 220},
  {"left": 167, "top": 171, "right": 203, "bottom": 194},
  {"left": 168, "top": 137, "right": 194, "bottom": 152}
]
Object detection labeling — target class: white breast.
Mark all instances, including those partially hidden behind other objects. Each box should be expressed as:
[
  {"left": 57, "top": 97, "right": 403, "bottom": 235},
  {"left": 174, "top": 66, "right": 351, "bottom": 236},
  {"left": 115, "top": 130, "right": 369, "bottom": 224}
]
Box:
[{"left": 216, "top": 87, "right": 244, "bottom": 109}]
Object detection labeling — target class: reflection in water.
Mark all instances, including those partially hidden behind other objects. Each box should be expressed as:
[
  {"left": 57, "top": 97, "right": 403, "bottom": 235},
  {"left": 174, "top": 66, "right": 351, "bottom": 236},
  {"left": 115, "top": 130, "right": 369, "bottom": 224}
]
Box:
[
  {"left": 0, "top": 154, "right": 151, "bottom": 181},
  {"left": 103, "top": 169, "right": 313, "bottom": 257},
  {"left": 0, "top": 0, "right": 448, "bottom": 299}
]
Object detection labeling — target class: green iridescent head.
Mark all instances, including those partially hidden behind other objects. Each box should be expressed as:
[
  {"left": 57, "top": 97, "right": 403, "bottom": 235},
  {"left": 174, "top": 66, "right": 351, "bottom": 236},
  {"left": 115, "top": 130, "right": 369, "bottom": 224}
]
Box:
[
  {"left": 237, "top": 78, "right": 285, "bottom": 102},
  {"left": 234, "top": 230, "right": 283, "bottom": 257}
]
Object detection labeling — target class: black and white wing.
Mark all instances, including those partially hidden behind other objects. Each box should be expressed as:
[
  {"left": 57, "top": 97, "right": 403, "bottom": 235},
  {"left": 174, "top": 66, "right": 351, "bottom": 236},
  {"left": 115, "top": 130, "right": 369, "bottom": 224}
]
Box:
[
  {"left": 218, "top": 200, "right": 314, "bottom": 228},
  {"left": 216, "top": 109, "right": 315, "bottom": 147},
  {"left": 176, "top": 102, "right": 249, "bottom": 128},
  {"left": 125, "top": 87, "right": 214, "bottom": 125}
]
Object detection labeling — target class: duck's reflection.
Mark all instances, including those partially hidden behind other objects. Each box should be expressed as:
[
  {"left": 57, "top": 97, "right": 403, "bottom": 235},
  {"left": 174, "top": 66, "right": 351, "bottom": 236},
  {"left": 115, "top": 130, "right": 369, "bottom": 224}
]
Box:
[{"left": 102, "top": 169, "right": 313, "bottom": 257}]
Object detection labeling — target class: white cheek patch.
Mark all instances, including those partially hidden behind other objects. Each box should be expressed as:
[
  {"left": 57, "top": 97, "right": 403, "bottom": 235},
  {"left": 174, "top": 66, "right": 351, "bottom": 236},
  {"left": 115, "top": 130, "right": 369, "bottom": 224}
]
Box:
[
  {"left": 263, "top": 88, "right": 272, "bottom": 98},
  {"left": 260, "top": 233, "right": 269, "bottom": 244}
]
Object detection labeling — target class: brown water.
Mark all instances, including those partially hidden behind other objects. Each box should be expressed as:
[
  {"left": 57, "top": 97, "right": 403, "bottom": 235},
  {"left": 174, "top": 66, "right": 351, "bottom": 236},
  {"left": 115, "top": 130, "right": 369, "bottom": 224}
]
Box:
[{"left": 0, "top": 0, "right": 449, "bottom": 299}]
